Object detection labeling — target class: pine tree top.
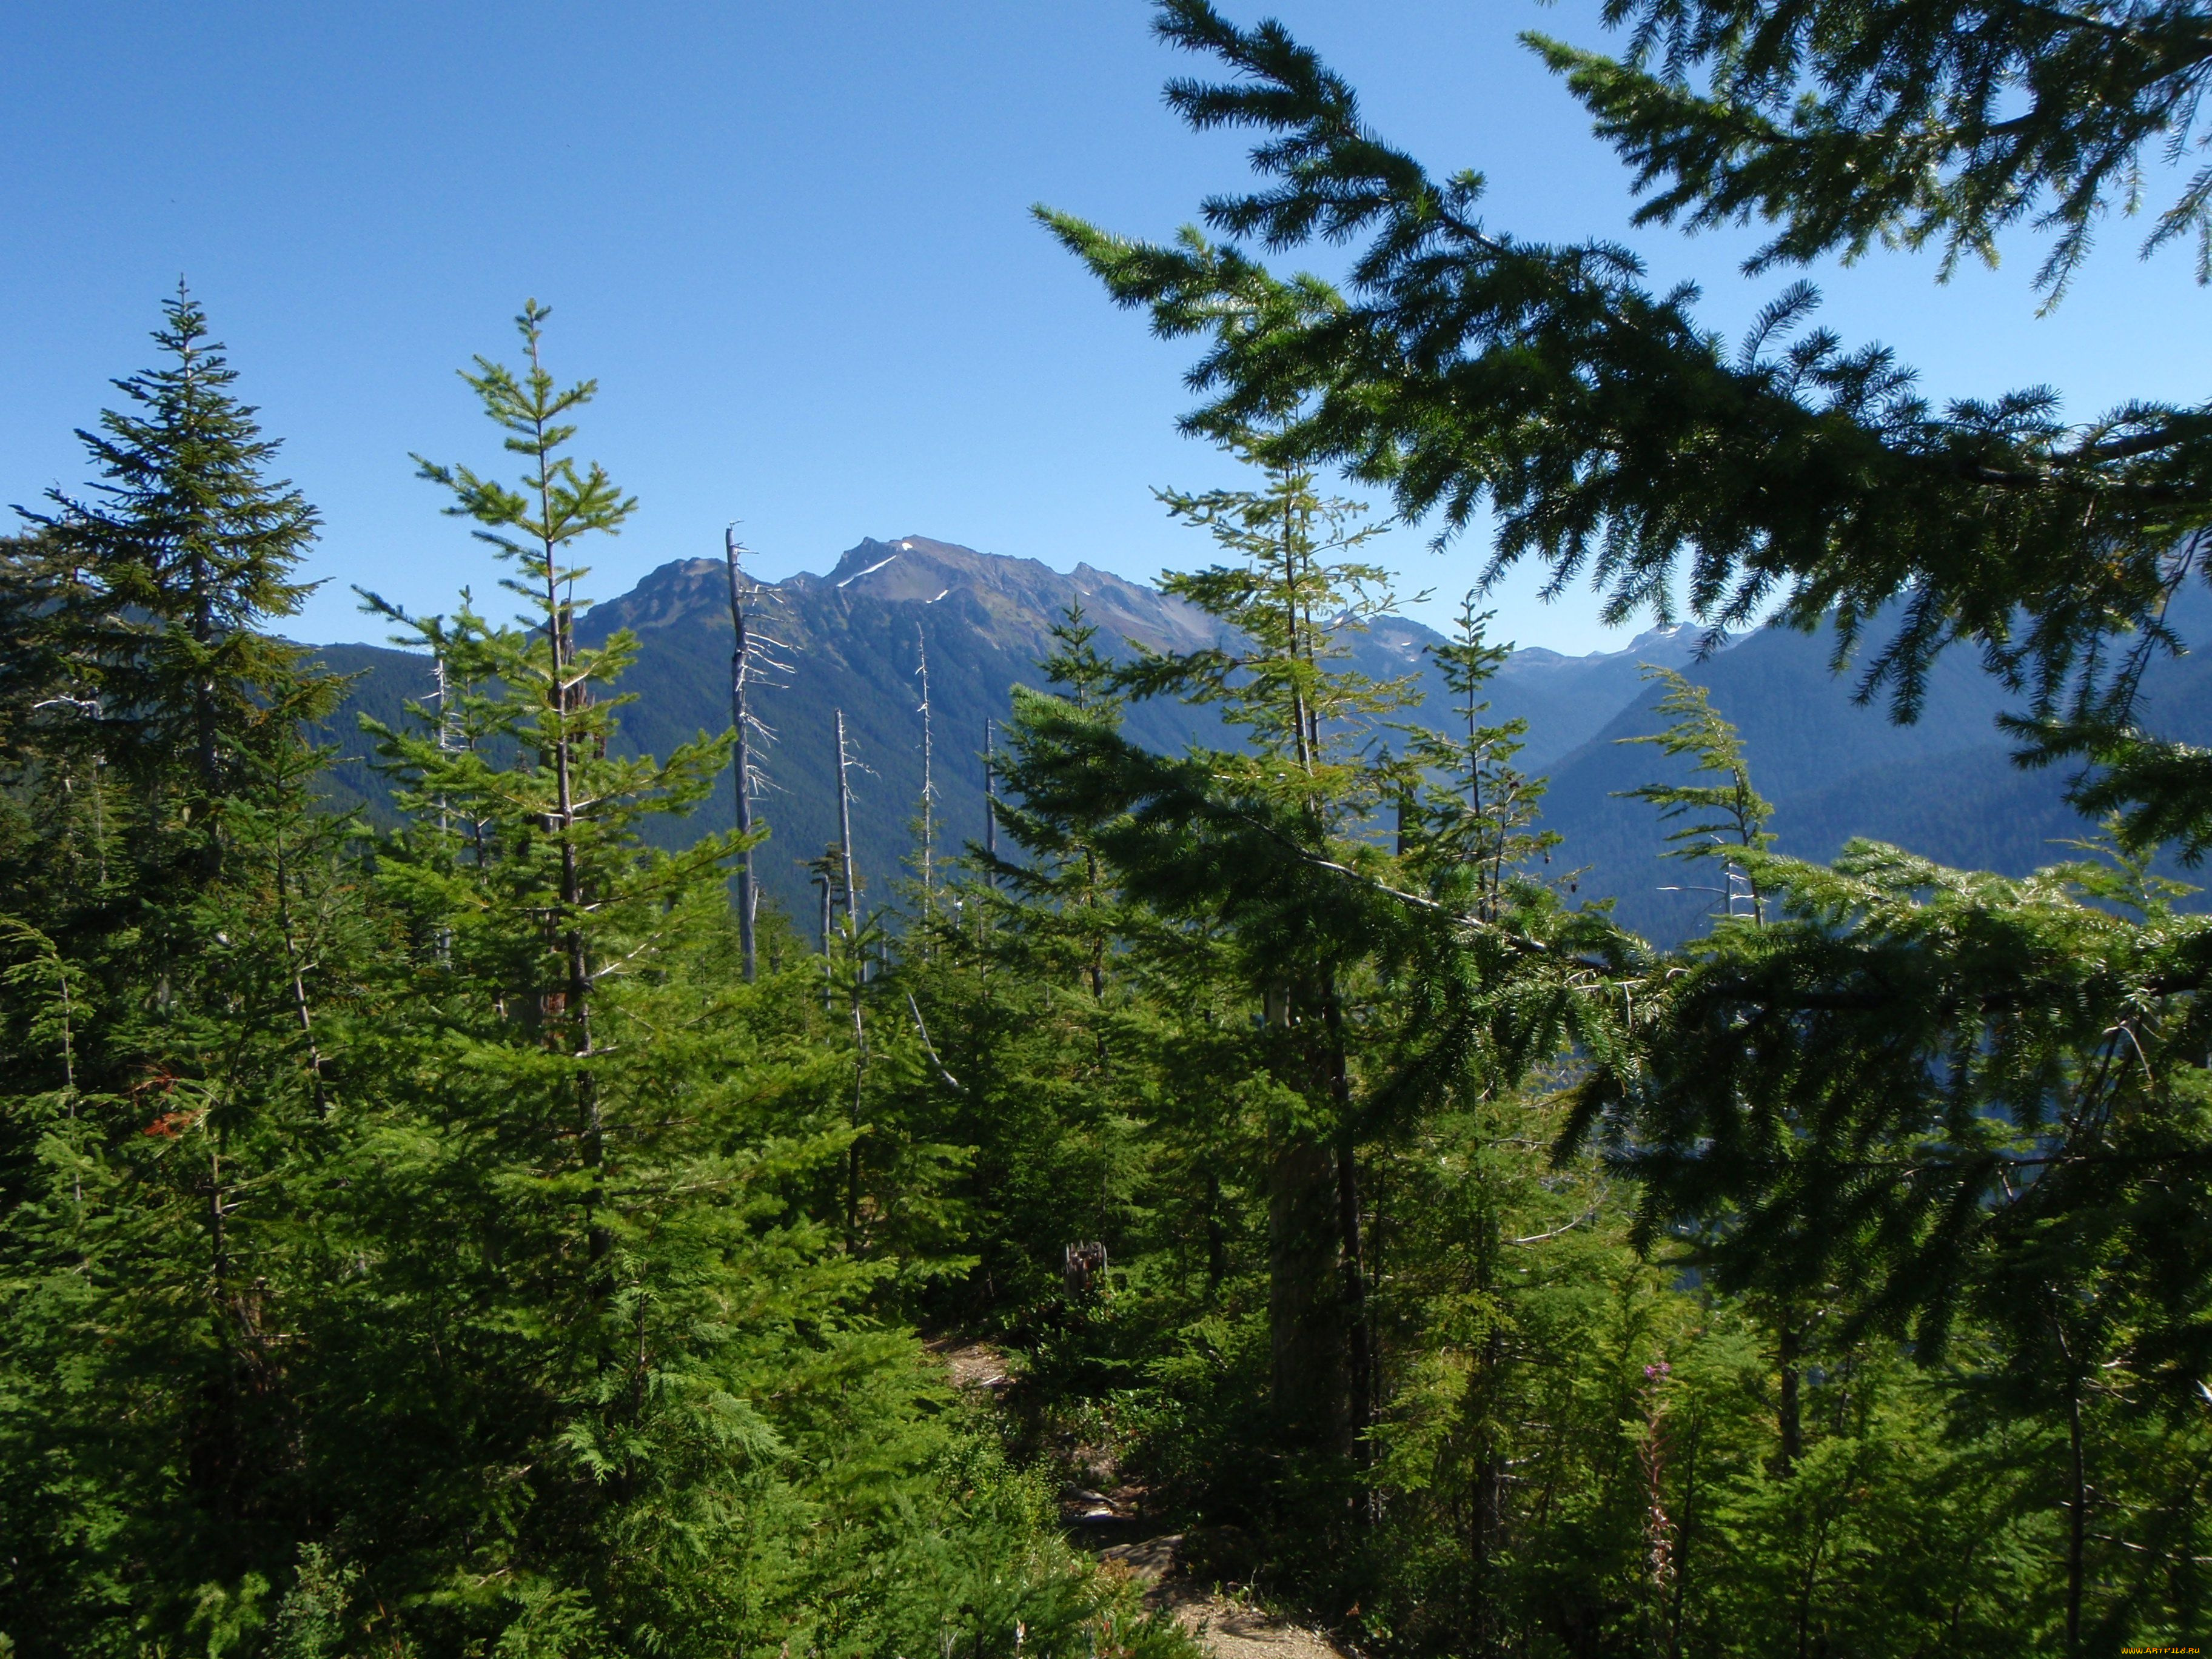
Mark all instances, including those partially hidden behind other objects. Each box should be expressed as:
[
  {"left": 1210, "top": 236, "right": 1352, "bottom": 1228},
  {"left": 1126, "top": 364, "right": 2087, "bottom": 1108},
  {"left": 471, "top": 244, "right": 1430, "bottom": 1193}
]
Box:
[{"left": 37, "top": 286, "right": 319, "bottom": 632}]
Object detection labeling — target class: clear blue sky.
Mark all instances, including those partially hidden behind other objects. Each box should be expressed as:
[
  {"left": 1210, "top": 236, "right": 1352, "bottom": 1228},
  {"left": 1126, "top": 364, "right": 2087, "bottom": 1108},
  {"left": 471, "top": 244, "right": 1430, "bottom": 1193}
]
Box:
[{"left": 4, "top": 1, "right": 2206, "bottom": 653}]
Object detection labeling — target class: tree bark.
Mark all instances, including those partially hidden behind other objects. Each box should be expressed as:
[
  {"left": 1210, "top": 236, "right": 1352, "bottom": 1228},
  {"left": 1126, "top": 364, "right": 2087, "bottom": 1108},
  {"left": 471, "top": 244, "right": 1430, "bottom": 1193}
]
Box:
[
  {"left": 1322, "top": 980, "right": 1372, "bottom": 1488},
  {"left": 983, "top": 717, "right": 998, "bottom": 871},
  {"left": 835, "top": 709, "right": 858, "bottom": 936},
  {"left": 1268, "top": 1133, "right": 1343, "bottom": 1449},
  {"left": 1777, "top": 1316, "right": 1803, "bottom": 1475}
]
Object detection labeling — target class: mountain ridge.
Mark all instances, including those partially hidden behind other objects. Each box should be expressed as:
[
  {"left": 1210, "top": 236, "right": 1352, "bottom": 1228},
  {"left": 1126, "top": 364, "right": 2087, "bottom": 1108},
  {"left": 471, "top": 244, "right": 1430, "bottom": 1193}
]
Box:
[{"left": 311, "top": 534, "right": 2160, "bottom": 941}]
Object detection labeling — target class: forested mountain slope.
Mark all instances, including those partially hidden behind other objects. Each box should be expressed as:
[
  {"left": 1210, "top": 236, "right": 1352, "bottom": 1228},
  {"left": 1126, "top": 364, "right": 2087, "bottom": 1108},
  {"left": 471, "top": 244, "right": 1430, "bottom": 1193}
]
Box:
[
  {"left": 1541, "top": 622, "right": 2084, "bottom": 942},
  {"left": 312, "top": 535, "right": 2209, "bottom": 940},
  {"left": 310, "top": 535, "right": 1700, "bottom": 922},
  {"left": 1547, "top": 595, "right": 2212, "bottom": 942}
]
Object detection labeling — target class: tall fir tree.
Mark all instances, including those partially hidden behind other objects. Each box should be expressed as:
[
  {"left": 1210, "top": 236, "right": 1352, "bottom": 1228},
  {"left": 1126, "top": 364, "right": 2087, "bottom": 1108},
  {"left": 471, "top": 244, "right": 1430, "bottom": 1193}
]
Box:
[
  {"left": 0, "top": 290, "right": 366, "bottom": 1651},
  {"left": 1039, "top": 9, "right": 2212, "bottom": 1641},
  {"left": 1002, "top": 452, "right": 1424, "bottom": 1524},
  {"left": 24, "top": 286, "right": 326, "bottom": 838}
]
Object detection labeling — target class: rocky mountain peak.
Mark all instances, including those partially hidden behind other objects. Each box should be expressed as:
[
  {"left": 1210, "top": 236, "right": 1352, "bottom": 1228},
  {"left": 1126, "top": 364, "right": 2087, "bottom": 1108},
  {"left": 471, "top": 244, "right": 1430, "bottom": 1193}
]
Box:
[{"left": 771, "top": 535, "right": 1219, "bottom": 654}]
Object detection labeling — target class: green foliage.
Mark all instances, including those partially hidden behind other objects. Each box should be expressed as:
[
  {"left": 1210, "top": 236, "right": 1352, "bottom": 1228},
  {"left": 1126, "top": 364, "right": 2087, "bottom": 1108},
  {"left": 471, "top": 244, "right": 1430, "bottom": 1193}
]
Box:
[
  {"left": 22, "top": 286, "right": 329, "bottom": 805},
  {"left": 0, "top": 298, "right": 1182, "bottom": 1659},
  {"left": 1615, "top": 663, "right": 1775, "bottom": 921},
  {"left": 1615, "top": 666, "right": 1772, "bottom": 858},
  {"left": 1570, "top": 837, "right": 2212, "bottom": 1361},
  {"left": 1027, "top": 12, "right": 2212, "bottom": 1640},
  {"left": 1038, "top": 0, "right": 2212, "bottom": 831},
  {"left": 1530, "top": 1, "right": 2212, "bottom": 301},
  {"left": 0, "top": 293, "right": 375, "bottom": 1653},
  {"left": 1397, "top": 599, "right": 1561, "bottom": 923},
  {"left": 1133, "top": 458, "right": 1405, "bottom": 788},
  {"left": 15, "top": 4, "right": 2212, "bottom": 1644}
]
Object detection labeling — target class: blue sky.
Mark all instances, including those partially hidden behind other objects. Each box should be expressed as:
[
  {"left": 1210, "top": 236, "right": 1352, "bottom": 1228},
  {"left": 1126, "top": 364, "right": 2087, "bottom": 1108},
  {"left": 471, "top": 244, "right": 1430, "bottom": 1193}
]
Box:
[{"left": 4, "top": 1, "right": 2207, "bottom": 654}]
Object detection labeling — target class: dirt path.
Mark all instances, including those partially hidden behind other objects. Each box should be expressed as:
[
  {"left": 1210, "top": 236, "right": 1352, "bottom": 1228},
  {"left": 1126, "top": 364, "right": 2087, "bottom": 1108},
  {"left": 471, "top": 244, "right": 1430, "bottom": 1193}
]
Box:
[
  {"left": 1095, "top": 1534, "right": 1347, "bottom": 1659},
  {"left": 927, "top": 1339, "right": 1349, "bottom": 1659}
]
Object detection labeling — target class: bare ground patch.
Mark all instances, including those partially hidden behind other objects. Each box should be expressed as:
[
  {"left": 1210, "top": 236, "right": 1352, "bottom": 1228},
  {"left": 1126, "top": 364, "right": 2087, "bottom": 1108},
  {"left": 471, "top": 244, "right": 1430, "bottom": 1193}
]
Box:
[{"left": 925, "top": 1335, "right": 1349, "bottom": 1659}]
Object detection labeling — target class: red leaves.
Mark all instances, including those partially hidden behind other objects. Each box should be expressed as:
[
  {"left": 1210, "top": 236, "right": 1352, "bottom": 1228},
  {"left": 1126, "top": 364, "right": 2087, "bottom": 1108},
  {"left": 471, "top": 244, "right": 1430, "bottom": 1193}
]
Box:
[{"left": 132, "top": 1068, "right": 198, "bottom": 1137}]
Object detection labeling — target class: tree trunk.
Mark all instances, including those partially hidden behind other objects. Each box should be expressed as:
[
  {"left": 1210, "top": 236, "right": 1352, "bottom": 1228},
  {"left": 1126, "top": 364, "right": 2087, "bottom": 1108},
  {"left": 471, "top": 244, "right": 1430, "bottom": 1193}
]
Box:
[
  {"left": 984, "top": 717, "right": 998, "bottom": 871},
  {"left": 916, "top": 622, "right": 934, "bottom": 921},
  {"left": 1776, "top": 1315, "right": 1802, "bottom": 1475},
  {"left": 543, "top": 549, "right": 603, "bottom": 1282},
  {"left": 1269, "top": 1133, "right": 1343, "bottom": 1449},
  {"left": 190, "top": 543, "right": 218, "bottom": 797},
  {"left": 835, "top": 709, "right": 858, "bottom": 936},
  {"left": 724, "top": 529, "right": 756, "bottom": 983},
  {"left": 2066, "top": 1376, "right": 2086, "bottom": 1655},
  {"left": 1322, "top": 980, "right": 1372, "bottom": 1490}
]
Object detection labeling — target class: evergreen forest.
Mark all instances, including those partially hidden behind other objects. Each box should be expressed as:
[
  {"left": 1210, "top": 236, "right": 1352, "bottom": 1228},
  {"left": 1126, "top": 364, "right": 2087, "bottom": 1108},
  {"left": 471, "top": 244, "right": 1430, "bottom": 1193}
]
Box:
[{"left": 6, "top": 2, "right": 2212, "bottom": 1654}]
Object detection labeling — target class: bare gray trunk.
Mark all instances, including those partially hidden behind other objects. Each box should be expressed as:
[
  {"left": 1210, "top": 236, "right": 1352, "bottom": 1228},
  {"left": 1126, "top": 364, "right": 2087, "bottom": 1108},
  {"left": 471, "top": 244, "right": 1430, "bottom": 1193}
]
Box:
[
  {"left": 724, "top": 528, "right": 757, "bottom": 982},
  {"left": 983, "top": 716, "right": 998, "bottom": 874},
  {"left": 835, "top": 709, "right": 858, "bottom": 936},
  {"left": 915, "top": 623, "right": 934, "bottom": 911}
]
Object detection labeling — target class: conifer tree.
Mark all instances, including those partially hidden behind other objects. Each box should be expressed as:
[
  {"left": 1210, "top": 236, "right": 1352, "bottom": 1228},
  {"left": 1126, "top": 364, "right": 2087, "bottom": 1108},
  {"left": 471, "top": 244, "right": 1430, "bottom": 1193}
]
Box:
[
  {"left": 1397, "top": 600, "right": 1561, "bottom": 924},
  {"left": 1007, "top": 453, "right": 1416, "bottom": 1491},
  {"left": 1042, "top": 16, "right": 2212, "bottom": 1637},
  {"left": 411, "top": 299, "right": 637, "bottom": 1107},
  {"left": 25, "top": 286, "right": 326, "bottom": 830},
  {"left": 914, "top": 606, "right": 1158, "bottom": 1318},
  {"left": 0, "top": 291, "right": 363, "bottom": 1651},
  {"left": 991, "top": 605, "right": 1131, "bottom": 1010},
  {"left": 320, "top": 306, "right": 1177, "bottom": 1655},
  {"left": 1563, "top": 833, "right": 2212, "bottom": 1643},
  {"left": 1617, "top": 665, "right": 1775, "bottom": 924},
  {"left": 1366, "top": 603, "right": 1589, "bottom": 1645},
  {"left": 0, "top": 293, "right": 1198, "bottom": 1658},
  {"left": 1039, "top": 0, "right": 2212, "bottom": 840}
]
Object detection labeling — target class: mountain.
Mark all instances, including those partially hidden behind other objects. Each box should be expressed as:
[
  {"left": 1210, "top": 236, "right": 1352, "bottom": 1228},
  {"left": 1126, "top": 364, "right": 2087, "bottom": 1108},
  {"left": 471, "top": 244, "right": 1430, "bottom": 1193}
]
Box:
[
  {"left": 314, "top": 536, "right": 1230, "bottom": 922},
  {"left": 580, "top": 537, "right": 1223, "bottom": 918},
  {"left": 1537, "top": 604, "right": 2212, "bottom": 943},
  {"left": 309, "top": 533, "right": 2202, "bottom": 940},
  {"left": 309, "top": 534, "right": 1707, "bottom": 922}
]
